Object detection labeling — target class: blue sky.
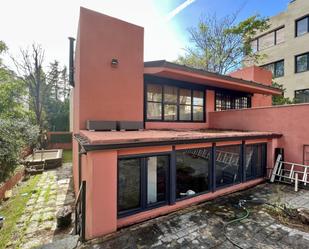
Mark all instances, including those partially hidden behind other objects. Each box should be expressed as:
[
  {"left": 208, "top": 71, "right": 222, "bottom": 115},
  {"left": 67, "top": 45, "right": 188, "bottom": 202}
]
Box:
[{"left": 1, "top": 0, "right": 291, "bottom": 68}]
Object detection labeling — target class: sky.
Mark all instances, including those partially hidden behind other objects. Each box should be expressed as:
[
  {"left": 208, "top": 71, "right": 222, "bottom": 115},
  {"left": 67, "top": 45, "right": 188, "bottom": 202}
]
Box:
[{"left": 0, "top": 0, "right": 291, "bottom": 70}]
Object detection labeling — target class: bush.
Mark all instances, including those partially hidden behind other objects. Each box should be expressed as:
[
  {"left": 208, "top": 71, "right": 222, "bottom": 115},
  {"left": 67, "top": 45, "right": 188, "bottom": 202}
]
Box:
[{"left": 0, "top": 118, "right": 39, "bottom": 182}]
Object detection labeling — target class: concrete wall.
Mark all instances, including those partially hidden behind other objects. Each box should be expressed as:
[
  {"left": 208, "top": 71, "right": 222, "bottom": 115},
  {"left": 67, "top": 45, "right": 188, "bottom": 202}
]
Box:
[
  {"left": 247, "top": 0, "right": 309, "bottom": 99},
  {"left": 209, "top": 103, "right": 309, "bottom": 165}
]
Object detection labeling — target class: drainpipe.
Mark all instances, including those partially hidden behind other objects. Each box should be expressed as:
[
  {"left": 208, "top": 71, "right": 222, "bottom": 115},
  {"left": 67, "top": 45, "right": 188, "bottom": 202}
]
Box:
[{"left": 68, "top": 37, "right": 75, "bottom": 87}]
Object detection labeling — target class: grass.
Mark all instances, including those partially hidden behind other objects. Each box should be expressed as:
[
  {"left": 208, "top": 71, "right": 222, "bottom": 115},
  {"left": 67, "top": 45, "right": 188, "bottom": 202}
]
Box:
[
  {"left": 63, "top": 149, "right": 72, "bottom": 163},
  {"left": 0, "top": 175, "right": 41, "bottom": 249}
]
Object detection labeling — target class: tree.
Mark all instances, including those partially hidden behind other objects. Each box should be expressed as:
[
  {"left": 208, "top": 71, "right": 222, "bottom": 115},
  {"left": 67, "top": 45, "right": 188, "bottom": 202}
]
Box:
[
  {"left": 177, "top": 13, "right": 269, "bottom": 74},
  {"left": 272, "top": 82, "right": 294, "bottom": 105}
]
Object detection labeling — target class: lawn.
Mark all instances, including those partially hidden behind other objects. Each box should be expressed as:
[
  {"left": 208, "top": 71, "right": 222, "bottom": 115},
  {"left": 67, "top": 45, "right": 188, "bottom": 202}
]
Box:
[
  {"left": 63, "top": 149, "right": 72, "bottom": 163},
  {"left": 0, "top": 175, "right": 41, "bottom": 249}
]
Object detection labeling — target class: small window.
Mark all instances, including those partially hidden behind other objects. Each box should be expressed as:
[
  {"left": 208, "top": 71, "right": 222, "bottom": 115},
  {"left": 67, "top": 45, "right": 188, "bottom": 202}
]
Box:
[
  {"left": 261, "top": 60, "right": 284, "bottom": 78},
  {"left": 215, "top": 92, "right": 251, "bottom": 111},
  {"left": 296, "top": 16, "right": 309, "bottom": 37},
  {"left": 295, "top": 53, "right": 309, "bottom": 73},
  {"left": 295, "top": 89, "right": 309, "bottom": 103},
  {"left": 259, "top": 32, "right": 275, "bottom": 50},
  {"left": 275, "top": 28, "right": 285, "bottom": 44},
  {"left": 251, "top": 39, "right": 258, "bottom": 53}
]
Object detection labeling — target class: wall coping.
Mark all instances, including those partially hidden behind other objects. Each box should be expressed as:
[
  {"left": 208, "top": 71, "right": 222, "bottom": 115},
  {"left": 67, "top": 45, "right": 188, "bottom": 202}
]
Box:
[{"left": 210, "top": 103, "right": 309, "bottom": 113}]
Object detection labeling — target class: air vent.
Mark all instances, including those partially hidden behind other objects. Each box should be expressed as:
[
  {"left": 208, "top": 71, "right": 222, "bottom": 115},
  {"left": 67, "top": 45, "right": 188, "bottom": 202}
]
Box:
[{"left": 86, "top": 120, "right": 117, "bottom": 131}]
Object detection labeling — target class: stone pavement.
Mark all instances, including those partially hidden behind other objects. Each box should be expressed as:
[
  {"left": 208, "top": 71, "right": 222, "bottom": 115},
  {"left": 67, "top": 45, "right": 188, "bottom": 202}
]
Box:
[
  {"left": 6, "top": 163, "right": 75, "bottom": 249},
  {"left": 81, "top": 183, "right": 309, "bottom": 249}
]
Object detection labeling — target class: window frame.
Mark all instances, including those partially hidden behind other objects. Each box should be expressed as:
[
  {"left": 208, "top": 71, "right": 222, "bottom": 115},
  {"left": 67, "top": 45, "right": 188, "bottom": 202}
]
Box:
[
  {"left": 145, "top": 82, "right": 206, "bottom": 123},
  {"left": 117, "top": 152, "right": 171, "bottom": 218},
  {"left": 261, "top": 59, "right": 285, "bottom": 78},
  {"left": 215, "top": 91, "right": 252, "bottom": 111},
  {"left": 295, "top": 88, "right": 309, "bottom": 103},
  {"left": 295, "top": 52, "right": 309, "bottom": 73},
  {"left": 295, "top": 15, "right": 309, "bottom": 37}
]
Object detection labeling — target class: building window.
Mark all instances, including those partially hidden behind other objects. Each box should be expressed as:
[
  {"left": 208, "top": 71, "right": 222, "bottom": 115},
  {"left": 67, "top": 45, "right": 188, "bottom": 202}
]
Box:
[
  {"left": 215, "top": 145, "right": 241, "bottom": 188},
  {"left": 261, "top": 60, "right": 284, "bottom": 78},
  {"left": 295, "top": 89, "right": 309, "bottom": 103},
  {"left": 295, "top": 52, "right": 309, "bottom": 73},
  {"left": 296, "top": 16, "right": 309, "bottom": 37},
  {"left": 251, "top": 27, "right": 285, "bottom": 52},
  {"left": 118, "top": 155, "right": 169, "bottom": 216},
  {"left": 215, "top": 92, "right": 251, "bottom": 111},
  {"left": 176, "top": 148, "right": 211, "bottom": 199},
  {"left": 146, "top": 83, "right": 205, "bottom": 122},
  {"left": 245, "top": 144, "right": 267, "bottom": 181}
]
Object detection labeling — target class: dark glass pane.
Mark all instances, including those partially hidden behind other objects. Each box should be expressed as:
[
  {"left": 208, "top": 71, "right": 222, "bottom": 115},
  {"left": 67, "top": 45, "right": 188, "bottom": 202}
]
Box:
[
  {"left": 216, "top": 145, "right": 241, "bottom": 187},
  {"left": 179, "top": 89, "right": 191, "bottom": 105},
  {"left": 262, "top": 63, "right": 275, "bottom": 77},
  {"left": 295, "top": 89, "right": 309, "bottom": 103},
  {"left": 147, "top": 156, "right": 168, "bottom": 205},
  {"left": 297, "top": 17, "right": 308, "bottom": 36},
  {"left": 193, "top": 91, "right": 204, "bottom": 106},
  {"left": 296, "top": 54, "right": 308, "bottom": 73},
  {"left": 164, "top": 104, "right": 177, "bottom": 120},
  {"left": 118, "top": 159, "right": 141, "bottom": 212},
  {"left": 176, "top": 148, "right": 210, "bottom": 199},
  {"left": 179, "top": 105, "right": 191, "bottom": 120},
  {"left": 274, "top": 60, "right": 284, "bottom": 78},
  {"left": 147, "top": 84, "right": 162, "bottom": 102},
  {"left": 193, "top": 106, "right": 203, "bottom": 121},
  {"left": 164, "top": 86, "right": 177, "bottom": 103},
  {"left": 245, "top": 144, "right": 266, "bottom": 179},
  {"left": 147, "top": 102, "right": 162, "bottom": 120}
]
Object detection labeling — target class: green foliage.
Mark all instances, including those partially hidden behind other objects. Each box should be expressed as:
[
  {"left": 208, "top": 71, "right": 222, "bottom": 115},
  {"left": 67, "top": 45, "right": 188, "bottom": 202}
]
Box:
[
  {"left": 177, "top": 13, "right": 269, "bottom": 74},
  {"left": 45, "top": 98, "right": 70, "bottom": 131},
  {"left": 0, "top": 118, "right": 39, "bottom": 182},
  {"left": 272, "top": 82, "right": 294, "bottom": 105}
]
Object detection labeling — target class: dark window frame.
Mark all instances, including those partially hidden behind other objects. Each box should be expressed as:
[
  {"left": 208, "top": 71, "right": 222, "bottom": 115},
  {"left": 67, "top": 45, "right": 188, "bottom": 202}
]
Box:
[
  {"left": 215, "top": 91, "right": 252, "bottom": 111},
  {"left": 295, "top": 88, "right": 309, "bottom": 103},
  {"left": 295, "top": 52, "right": 309, "bottom": 73},
  {"left": 261, "top": 59, "right": 285, "bottom": 78},
  {"left": 295, "top": 15, "right": 309, "bottom": 37},
  {"left": 145, "top": 82, "right": 206, "bottom": 123}
]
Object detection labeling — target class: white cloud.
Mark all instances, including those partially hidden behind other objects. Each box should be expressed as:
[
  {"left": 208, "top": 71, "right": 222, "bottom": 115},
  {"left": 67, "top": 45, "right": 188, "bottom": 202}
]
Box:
[{"left": 1, "top": 0, "right": 187, "bottom": 69}]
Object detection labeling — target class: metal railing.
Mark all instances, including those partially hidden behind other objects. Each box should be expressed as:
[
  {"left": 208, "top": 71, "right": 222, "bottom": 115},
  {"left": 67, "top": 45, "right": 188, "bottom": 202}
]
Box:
[{"left": 75, "top": 180, "right": 86, "bottom": 242}]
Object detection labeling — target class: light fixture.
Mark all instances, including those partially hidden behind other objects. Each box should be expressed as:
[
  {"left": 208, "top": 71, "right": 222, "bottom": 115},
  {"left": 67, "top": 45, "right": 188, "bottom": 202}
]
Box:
[{"left": 111, "top": 58, "right": 118, "bottom": 67}]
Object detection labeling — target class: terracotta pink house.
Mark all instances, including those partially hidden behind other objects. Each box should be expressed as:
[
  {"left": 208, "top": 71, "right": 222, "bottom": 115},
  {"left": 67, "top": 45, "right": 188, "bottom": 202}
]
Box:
[{"left": 71, "top": 7, "right": 309, "bottom": 241}]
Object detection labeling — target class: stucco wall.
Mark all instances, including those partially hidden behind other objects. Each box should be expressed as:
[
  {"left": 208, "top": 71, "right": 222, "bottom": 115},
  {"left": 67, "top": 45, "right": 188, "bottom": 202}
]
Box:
[{"left": 209, "top": 103, "right": 309, "bottom": 164}]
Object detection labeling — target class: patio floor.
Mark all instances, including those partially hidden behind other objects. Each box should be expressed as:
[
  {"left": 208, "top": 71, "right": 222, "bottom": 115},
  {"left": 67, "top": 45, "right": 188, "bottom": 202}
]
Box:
[{"left": 80, "top": 183, "right": 309, "bottom": 249}]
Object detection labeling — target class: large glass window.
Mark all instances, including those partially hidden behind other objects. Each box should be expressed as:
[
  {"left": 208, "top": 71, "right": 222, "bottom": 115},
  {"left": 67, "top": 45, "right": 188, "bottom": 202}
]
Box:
[
  {"left": 261, "top": 60, "right": 284, "bottom": 78},
  {"left": 245, "top": 144, "right": 266, "bottom": 180},
  {"left": 295, "top": 89, "right": 309, "bottom": 103},
  {"left": 295, "top": 53, "right": 309, "bottom": 73},
  {"left": 216, "top": 145, "right": 241, "bottom": 188},
  {"left": 259, "top": 32, "right": 275, "bottom": 50},
  {"left": 176, "top": 148, "right": 210, "bottom": 199},
  {"left": 275, "top": 27, "right": 285, "bottom": 44},
  {"left": 215, "top": 92, "right": 251, "bottom": 111},
  {"left": 146, "top": 83, "right": 205, "bottom": 122},
  {"left": 296, "top": 16, "right": 309, "bottom": 37},
  {"left": 250, "top": 27, "right": 285, "bottom": 52},
  {"left": 118, "top": 155, "right": 169, "bottom": 216}
]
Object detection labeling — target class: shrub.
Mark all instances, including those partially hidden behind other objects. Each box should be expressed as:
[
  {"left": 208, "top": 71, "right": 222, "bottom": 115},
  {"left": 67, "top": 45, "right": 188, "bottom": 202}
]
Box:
[{"left": 0, "top": 118, "right": 39, "bottom": 182}]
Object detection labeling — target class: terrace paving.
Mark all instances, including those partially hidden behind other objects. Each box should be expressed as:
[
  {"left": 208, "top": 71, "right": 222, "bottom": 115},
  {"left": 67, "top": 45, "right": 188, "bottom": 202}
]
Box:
[{"left": 80, "top": 183, "right": 309, "bottom": 249}]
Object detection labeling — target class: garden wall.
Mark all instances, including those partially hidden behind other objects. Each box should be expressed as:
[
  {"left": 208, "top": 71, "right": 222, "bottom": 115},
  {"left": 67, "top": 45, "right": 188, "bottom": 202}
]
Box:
[
  {"left": 47, "top": 131, "right": 72, "bottom": 150},
  {"left": 0, "top": 167, "right": 24, "bottom": 201},
  {"left": 209, "top": 103, "right": 309, "bottom": 165}
]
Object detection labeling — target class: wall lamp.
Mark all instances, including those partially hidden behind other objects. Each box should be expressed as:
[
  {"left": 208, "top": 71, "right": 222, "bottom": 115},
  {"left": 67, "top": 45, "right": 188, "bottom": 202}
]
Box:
[{"left": 111, "top": 58, "right": 118, "bottom": 67}]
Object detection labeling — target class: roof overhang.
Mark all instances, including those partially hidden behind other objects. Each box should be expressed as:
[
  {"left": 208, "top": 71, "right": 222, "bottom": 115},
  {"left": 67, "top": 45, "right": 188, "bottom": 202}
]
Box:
[{"left": 144, "top": 60, "right": 282, "bottom": 96}]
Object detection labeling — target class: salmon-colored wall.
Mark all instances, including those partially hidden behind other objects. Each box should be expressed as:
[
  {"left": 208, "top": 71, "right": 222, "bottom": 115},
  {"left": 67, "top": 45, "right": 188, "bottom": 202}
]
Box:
[
  {"left": 75, "top": 7, "right": 144, "bottom": 131},
  {"left": 209, "top": 104, "right": 309, "bottom": 165},
  {"left": 230, "top": 66, "right": 272, "bottom": 107},
  {"left": 145, "top": 90, "right": 215, "bottom": 129}
]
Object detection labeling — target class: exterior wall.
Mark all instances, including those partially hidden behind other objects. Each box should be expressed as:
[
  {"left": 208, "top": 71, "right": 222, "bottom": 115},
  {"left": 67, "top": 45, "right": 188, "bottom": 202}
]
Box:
[
  {"left": 84, "top": 139, "right": 270, "bottom": 239},
  {"left": 209, "top": 104, "right": 309, "bottom": 165},
  {"left": 230, "top": 66, "right": 272, "bottom": 107},
  {"left": 246, "top": 0, "right": 309, "bottom": 99},
  {"left": 145, "top": 90, "right": 215, "bottom": 130}
]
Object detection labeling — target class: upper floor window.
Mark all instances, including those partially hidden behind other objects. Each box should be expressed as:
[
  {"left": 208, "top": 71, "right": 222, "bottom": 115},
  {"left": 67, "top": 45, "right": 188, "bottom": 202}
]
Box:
[
  {"left": 295, "top": 52, "right": 309, "bottom": 73},
  {"left": 215, "top": 92, "right": 251, "bottom": 111},
  {"left": 296, "top": 16, "right": 309, "bottom": 37},
  {"left": 251, "top": 27, "right": 285, "bottom": 52},
  {"left": 295, "top": 89, "right": 309, "bottom": 103},
  {"left": 146, "top": 83, "right": 205, "bottom": 122},
  {"left": 261, "top": 60, "right": 284, "bottom": 78}
]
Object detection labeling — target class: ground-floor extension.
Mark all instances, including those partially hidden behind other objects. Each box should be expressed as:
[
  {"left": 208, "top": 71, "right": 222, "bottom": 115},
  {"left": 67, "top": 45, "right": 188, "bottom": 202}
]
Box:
[{"left": 74, "top": 129, "right": 282, "bottom": 240}]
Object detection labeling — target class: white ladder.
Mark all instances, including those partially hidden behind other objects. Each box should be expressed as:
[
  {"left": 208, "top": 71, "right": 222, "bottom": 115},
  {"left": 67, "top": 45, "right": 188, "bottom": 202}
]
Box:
[{"left": 270, "top": 154, "right": 309, "bottom": 190}]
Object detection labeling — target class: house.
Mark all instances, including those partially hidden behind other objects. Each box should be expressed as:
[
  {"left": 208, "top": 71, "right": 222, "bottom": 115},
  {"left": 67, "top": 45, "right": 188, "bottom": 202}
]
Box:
[
  {"left": 246, "top": 0, "right": 309, "bottom": 102},
  {"left": 71, "top": 7, "right": 309, "bottom": 240}
]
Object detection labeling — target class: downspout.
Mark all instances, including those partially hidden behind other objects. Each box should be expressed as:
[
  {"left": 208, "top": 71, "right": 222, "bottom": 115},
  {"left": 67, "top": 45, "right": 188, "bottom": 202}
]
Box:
[{"left": 68, "top": 37, "right": 75, "bottom": 87}]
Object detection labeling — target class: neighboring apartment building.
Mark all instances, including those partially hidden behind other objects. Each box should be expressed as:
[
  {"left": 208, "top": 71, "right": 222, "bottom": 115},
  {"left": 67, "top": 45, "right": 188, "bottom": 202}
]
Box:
[
  {"left": 248, "top": 0, "right": 309, "bottom": 102},
  {"left": 71, "top": 7, "right": 309, "bottom": 241}
]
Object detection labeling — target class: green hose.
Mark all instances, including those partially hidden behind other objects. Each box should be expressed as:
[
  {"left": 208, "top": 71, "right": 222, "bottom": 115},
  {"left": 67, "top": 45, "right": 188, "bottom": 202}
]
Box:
[{"left": 223, "top": 206, "right": 250, "bottom": 249}]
